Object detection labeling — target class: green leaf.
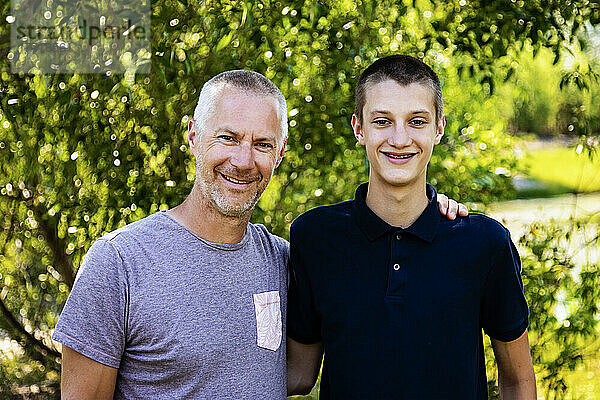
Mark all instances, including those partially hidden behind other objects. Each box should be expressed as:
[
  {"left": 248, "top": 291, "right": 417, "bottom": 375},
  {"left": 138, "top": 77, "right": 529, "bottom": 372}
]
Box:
[{"left": 215, "top": 31, "right": 233, "bottom": 52}]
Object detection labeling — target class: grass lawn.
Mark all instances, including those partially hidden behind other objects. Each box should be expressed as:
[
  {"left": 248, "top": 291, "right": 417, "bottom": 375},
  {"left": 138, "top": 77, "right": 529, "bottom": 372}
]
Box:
[
  {"left": 563, "top": 356, "right": 600, "bottom": 400},
  {"left": 518, "top": 145, "right": 600, "bottom": 197}
]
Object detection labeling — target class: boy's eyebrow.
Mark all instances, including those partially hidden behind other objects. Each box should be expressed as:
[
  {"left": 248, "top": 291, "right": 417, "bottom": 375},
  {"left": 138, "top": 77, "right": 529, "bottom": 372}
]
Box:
[
  {"left": 370, "top": 109, "right": 392, "bottom": 116},
  {"left": 369, "top": 109, "right": 432, "bottom": 116},
  {"left": 410, "top": 109, "right": 432, "bottom": 116}
]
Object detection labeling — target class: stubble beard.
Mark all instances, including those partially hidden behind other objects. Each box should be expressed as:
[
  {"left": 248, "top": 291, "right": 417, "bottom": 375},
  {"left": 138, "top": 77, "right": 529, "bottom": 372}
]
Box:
[{"left": 195, "top": 157, "right": 266, "bottom": 218}]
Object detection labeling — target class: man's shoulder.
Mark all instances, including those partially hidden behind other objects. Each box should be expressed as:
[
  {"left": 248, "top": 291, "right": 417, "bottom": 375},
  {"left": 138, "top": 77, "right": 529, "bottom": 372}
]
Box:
[
  {"left": 248, "top": 223, "right": 289, "bottom": 254},
  {"left": 102, "top": 212, "right": 165, "bottom": 242},
  {"left": 90, "top": 212, "right": 174, "bottom": 260},
  {"left": 291, "top": 200, "right": 353, "bottom": 232}
]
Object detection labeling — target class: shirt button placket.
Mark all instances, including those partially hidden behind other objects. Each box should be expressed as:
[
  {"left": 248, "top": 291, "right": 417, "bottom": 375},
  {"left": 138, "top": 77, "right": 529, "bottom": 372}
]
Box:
[
  {"left": 387, "top": 230, "right": 407, "bottom": 299},
  {"left": 393, "top": 231, "right": 403, "bottom": 272}
]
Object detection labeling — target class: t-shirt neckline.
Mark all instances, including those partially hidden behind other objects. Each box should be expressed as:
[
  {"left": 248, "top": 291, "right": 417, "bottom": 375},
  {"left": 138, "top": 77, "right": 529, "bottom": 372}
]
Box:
[{"left": 158, "top": 210, "right": 251, "bottom": 251}]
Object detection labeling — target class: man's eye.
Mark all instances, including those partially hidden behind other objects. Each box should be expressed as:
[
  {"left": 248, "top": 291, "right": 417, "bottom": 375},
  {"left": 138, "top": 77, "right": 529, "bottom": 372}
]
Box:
[
  {"left": 219, "top": 135, "right": 236, "bottom": 142},
  {"left": 256, "top": 142, "right": 274, "bottom": 149}
]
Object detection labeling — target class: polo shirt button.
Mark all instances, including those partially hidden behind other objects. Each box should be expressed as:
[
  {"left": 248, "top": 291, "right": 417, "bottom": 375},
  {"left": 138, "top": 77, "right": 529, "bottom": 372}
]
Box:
[
  {"left": 393, "top": 263, "right": 401, "bottom": 271},
  {"left": 395, "top": 233, "right": 403, "bottom": 240}
]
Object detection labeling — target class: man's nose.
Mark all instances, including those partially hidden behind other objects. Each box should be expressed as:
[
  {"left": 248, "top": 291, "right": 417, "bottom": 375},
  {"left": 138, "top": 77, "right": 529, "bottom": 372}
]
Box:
[
  {"left": 387, "top": 125, "right": 412, "bottom": 147},
  {"left": 229, "top": 143, "right": 255, "bottom": 170}
]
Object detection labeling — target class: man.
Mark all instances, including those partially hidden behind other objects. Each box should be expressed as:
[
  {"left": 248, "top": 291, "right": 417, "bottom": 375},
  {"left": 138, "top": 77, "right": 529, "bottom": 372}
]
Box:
[
  {"left": 52, "top": 70, "right": 465, "bottom": 399},
  {"left": 286, "top": 55, "right": 536, "bottom": 399}
]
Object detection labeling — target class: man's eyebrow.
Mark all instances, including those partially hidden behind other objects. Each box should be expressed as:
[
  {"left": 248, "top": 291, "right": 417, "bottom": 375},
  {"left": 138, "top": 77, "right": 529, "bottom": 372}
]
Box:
[
  {"left": 214, "top": 128, "right": 276, "bottom": 143},
  {"left": 253, "top": 136, "right": 276, "bottom": 144},
  {"left": 214, "top": 127, "right": 239, "bottom": 136}
]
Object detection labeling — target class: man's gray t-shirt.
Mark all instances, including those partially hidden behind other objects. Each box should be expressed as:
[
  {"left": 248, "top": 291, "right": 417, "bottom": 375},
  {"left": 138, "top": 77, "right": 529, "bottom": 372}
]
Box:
[{"left": 52, "top": 211, "right": 289, "bottom": 399}]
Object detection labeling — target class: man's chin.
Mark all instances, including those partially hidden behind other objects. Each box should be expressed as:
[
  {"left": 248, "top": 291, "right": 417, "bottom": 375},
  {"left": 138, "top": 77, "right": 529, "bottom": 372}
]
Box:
[
  {"left": 216, "top": 205, "right": 255, "bottom": 218},
  {"left": 211, "top": 194, "right": 259, "bottom": 218}
]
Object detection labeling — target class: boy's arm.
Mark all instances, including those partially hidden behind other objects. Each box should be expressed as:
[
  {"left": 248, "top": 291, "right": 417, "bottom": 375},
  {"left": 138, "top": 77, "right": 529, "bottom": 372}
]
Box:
[
  {"left": 491, "top": 330, "right": 537, "bottom": 400},
  {"left": 287, "top": 337, "right": 323, "bottom": 396}
]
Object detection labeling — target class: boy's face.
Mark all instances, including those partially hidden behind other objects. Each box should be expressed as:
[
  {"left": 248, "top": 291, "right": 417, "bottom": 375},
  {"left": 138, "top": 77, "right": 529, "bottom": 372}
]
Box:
[{"left": 352, "top": 79, "right": 445, "bottom": 190}]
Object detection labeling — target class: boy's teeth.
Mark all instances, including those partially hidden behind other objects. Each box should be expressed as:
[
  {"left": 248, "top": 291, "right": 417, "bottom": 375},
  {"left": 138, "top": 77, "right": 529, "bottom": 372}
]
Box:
[{"left": 387, "top": 153, "right": 413, "bottom": 159}]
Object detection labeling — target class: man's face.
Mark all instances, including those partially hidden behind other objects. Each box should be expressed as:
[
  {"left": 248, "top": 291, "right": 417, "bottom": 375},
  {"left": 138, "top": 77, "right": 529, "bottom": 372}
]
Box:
[
  {"left": 190, "top": 88, "right": 285, "bottom": 218},
  {"left": 352, "top": 80, "right": 445, "bottom": 190}
]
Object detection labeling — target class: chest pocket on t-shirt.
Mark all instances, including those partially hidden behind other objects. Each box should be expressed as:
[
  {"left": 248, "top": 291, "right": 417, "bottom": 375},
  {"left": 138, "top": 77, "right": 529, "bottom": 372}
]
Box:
[{"left": 253, "top": 290, "right": 282, "bottom": 351}]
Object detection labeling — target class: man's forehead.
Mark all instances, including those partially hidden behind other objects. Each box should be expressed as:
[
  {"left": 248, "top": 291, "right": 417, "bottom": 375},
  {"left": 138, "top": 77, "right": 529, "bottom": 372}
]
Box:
[
  {"left": 216, "top": 86, "right": 278, "bottom": 110},
  {"left": 207, "top": 87, "right": 281, "bottom": 137}
]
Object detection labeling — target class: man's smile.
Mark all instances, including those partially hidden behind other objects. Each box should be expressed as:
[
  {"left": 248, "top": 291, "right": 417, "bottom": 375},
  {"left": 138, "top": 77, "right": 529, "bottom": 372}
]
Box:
[{"left": 219, "top": 172, "right": 257, "bottom": 185}]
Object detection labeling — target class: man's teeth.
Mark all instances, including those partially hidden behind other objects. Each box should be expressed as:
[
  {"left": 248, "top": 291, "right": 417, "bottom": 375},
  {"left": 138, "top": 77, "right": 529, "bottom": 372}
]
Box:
[
  {"left": 386, "top": 153, "right": 414, "bottom": 159},
  {"left": 222, "top": 175, "right": 252, "bottom": 184}
]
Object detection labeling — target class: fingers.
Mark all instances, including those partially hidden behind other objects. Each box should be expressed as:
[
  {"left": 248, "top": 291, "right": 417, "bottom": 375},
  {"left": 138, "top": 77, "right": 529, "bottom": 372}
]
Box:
[
  {"left": 437, "top": 194, "right": 469, "bottom": 220},
  {"left": 447, "top": 199, "right": 458, "bottom": 220},
  {"left": 437, "top": 193, "right": 448, "bottom": 215}
]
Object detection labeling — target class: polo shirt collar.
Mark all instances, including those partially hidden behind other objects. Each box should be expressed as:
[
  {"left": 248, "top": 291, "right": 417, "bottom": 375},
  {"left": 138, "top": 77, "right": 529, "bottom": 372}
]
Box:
[{"left": 351, "top": 182, "right": 440, "bottom": 243}]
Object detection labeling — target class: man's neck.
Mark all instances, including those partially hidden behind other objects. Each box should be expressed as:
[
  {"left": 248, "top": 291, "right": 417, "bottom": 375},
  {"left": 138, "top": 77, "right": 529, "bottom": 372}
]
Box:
[
  {"left": 365, "top": 178, "right": 429, "bottom": 229},
  {"left": 166, "top": 186, "right": 251, "bottom": 244}
]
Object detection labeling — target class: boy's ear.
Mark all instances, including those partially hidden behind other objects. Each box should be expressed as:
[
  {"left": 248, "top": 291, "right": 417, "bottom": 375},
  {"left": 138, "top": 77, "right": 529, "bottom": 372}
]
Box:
[
  {"left": 434, "top": 115, "right": 446, "bottom": 145},
  {"left": 351, "top": 114, "right": 365, "bottom": 146}
]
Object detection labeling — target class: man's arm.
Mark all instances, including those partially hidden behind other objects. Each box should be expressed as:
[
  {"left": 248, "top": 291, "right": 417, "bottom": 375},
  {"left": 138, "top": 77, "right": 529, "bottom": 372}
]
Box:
[
  {"left": 287, "top": 337, "right": 323, "bottom": 396},
  {"left": 61, "top": 345, "right": 118, "bottom": 400},
  {"left": 491, "top": 330, "right": 537, "bottom": 400},
  {"left": 437, "top": 193, "right": 468, "bottom": 219}
]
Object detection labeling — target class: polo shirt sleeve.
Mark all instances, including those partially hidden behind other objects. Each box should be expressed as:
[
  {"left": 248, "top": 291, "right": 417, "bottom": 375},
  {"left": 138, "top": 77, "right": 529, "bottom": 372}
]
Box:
[
  {"left": 286, "top": 221, "right": 322, "bottom": 344},
  {"left": 481, "top": 231, "right": 529, "bottom": 342},
  {"left": 52, "top": 238, "right": 128, "bottom": 368}
]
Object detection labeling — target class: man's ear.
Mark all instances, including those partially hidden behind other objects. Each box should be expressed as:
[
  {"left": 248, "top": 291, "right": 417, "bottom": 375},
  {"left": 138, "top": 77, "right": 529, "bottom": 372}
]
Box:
[
  {"left": 434, "top": 114, "right": 446, "bottom": 145},
  {"left": 351, "top": 114, "right": 365, "bottom": 146},
  {"left": 275, "top": 138, "right": 287, "bottom": 169},
  {"left": 188, "top": 120, "right": 199, "bottom": 154}
]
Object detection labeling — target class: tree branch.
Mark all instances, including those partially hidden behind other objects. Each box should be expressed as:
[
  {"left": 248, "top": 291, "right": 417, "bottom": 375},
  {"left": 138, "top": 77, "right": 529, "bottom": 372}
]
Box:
[
  {"left": 0, "top": 200, "right": 62, "bottom": 361},
  {"left": 32, "top": 205, "right": 75, "bottom": 288},
  {"left": 0, "top": 294, "right": 61, "bottom": 360}
]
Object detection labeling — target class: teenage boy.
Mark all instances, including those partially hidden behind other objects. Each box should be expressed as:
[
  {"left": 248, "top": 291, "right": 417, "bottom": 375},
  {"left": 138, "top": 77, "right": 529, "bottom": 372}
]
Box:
[{"left": 286, "top": 55, "right": 536, "bottom": 399}]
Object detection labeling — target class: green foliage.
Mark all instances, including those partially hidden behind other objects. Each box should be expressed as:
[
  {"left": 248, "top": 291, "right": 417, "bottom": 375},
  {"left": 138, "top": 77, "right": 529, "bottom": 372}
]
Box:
[
  {"left": 497, "top": 47, "right": 600, "bottom": 139},
  {"left": 519, "top": 219, "right": 600, "bottom": 399},
  {"left": 0, "top": 0, "right": 599, "bottom": 397}
]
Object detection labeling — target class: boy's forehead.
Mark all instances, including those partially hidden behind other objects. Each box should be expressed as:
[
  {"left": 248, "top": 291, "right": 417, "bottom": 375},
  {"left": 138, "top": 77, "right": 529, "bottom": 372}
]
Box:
[{"left": 364, "top": 80, "right": 435, "bottom": 112}]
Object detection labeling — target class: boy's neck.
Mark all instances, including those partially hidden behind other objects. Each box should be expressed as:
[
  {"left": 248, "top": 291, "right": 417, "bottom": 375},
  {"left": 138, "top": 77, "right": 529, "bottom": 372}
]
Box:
[{"left": 365, "top": 178, "right": 429, "bottom": 229}]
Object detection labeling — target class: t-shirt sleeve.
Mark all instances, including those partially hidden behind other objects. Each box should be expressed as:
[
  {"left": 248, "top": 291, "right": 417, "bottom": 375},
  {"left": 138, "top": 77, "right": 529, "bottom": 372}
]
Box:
[
  {"left": 52, "top": 238, "right": 128, "bottom": 368},
  {"left": 286, "top": 222, "right": 322, "bottom": 344},
  {"left": 481, "top": 231, "right": 529, "bottom": 342}
]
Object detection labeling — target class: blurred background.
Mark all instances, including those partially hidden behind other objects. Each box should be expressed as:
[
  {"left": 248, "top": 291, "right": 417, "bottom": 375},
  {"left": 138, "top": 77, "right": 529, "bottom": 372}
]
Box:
[{"left": 0, "top": 0, "right": 599, "bottom": 398}]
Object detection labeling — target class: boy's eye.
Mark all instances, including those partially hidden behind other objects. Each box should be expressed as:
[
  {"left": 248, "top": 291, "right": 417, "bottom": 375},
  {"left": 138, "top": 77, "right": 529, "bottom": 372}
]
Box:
[
  {"left": 410, "top": 119, "right": 427, "bottom": 126},
  {"left": 373, "top": 119, "right": 390, "bottom": 126}
]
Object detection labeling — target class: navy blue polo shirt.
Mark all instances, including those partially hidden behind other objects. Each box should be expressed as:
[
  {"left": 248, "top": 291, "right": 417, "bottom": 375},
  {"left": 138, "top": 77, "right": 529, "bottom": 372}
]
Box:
[{"left": 287, "top": 183, "right": 529, "bottom": 400}]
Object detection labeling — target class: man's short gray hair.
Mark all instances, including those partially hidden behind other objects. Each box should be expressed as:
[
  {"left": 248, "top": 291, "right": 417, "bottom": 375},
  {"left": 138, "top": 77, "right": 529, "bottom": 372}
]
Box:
[{"left": 193, "top": 70, "right": 288, "bottom": 145}]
